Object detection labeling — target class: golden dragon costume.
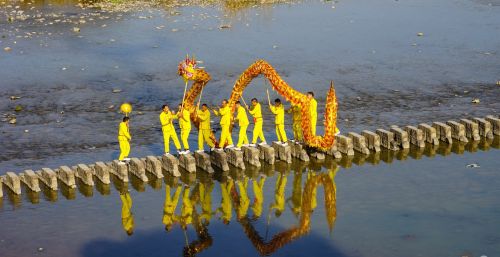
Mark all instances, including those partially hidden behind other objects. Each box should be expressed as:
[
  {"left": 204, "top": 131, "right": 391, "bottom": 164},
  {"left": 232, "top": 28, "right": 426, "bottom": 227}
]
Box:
[{"left": 178, "top": 56, "right": 338, "bottom": 149}]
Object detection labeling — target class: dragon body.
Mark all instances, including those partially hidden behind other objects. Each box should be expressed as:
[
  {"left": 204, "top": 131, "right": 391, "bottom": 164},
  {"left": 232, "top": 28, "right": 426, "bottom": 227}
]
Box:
[{"left": 178, "top": 57, "right": 338, "bottom": 149}]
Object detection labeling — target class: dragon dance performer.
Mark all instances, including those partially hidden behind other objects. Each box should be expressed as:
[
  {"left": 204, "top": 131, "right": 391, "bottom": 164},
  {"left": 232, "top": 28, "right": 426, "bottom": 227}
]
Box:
[
  {"left": 307, "top": 92, "right": 318, "bottom": 136},
  {"left": 120, "top": 191, "right": 134, "bottom": 236},
  {"left": 178, "top": 104, "right": 191, "bottom": 154},
  {"left": 118, "top": 116, "right": 131, "bottom": 163},
  {"left": 248, "top": 98, "right": 267, "bottom": 146},
  {"left": 196, "top": 104, "right": 215, "bottom": 152},
  {"left": 234, "top": 101, "right": 250, "bottom": 149},
  {"left": 268, "top": 97, "right": 288, "bottom": 145},
  {"left": 212, "top": 99, "right": 234, "bottom": 149},
  {"left": 160, "top": 105, "right": 182, "bottom": 155},
  {"left": 163, "top": 183, "right": 183, "bottom": 231},
  {"left": 287, "top": 104, "right": 303, "bottom": 142}
]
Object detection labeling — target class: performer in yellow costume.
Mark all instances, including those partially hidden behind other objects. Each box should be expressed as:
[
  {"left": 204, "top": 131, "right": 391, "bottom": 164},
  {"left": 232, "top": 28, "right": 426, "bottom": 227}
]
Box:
[
  {"left": 163, "top": 184, "right": 182, "bottom": 231},
  {"left": 118, "top": 117, "right": 131, "bottom": 162},
  {"left": 199, "top": 181, "right": 214, "bottom": 225},
  {"left": 251, "top": 176, "right": 266, "bottom": 219},
  {"left": 287, "top": 104, "right": 303, "bottom": 141},
  {"left": 270, "top": 172, "right": 288, "bottom": 217},
  {"left": 196, "top": 104, "right": 215, "bottom": 152},
  {"left": 212, "top": 99, "right": 234, "bottom": 149},
  {"left": 269, "top": 98, "right": 288, "bottom": 144},
  {"left": 236, "top": 177, "right": 250, "bottom": 220},
  {"left": 160, "top": 105, "right": 182, "bottom": 155},
  {"left": 307, "top": 92, "right": 318, "bottom": 136},
  {"left": 218, "top": 179, "right": 234, "bottom": 224},
  {"left": 178, "top": 104, "right": 191, "bottom": 154},
  {"left": 234, "top": 101, "right": 249, "bottom": 149},
  {"left": 248, "top": 98, "right": 266, "bottom": 145},
  {"left": 120, "top": 192, "right": 134, "bottom": 236}
]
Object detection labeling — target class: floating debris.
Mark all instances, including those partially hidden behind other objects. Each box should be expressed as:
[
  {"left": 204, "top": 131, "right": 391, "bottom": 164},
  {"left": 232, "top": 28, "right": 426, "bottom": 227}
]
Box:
[
  {"left": 471, "top": 98, "right": 480, "bottom": 104},
  {"left": 171, "top": 28, "right": 179, "bottom": 32},
  {"left": 417, "top": 32, "right": 424, "bottom": 36},
  {"left": 4, "top": 47, "right": 12, "bottom": 52},
  {"left": 112, "top": 89, "right": 122, "bottom": 93},
  {"left": 9, "top": 117, "right": 17, "bottom": 124},
  {"left": 14, "top": 105, "right": 23, "bottom": 112},
  {"left": 10, "top": 96, "right": 21, "bottom": 100},
  {"left": 466, "top": 163, "right": 480, "bottom": 168},
  {"left": 219, "top": 24, "right": 231, "bottom": 29},
  {"left": 73, "top": 27, "right": 80, "bottom": 33}
]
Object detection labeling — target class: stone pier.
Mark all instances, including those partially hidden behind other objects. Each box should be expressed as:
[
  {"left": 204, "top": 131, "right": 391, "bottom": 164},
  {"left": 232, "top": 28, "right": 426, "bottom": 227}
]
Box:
[
  {"left": 129, "top": 158, "right": 148, "bottom": 182},
  {"left": 76, "top": 164, "right": 95, "bottom": 186},
  {"left": 242, "top": 146, "right": 263, "bottom": 166},
  {"left": 446, "top": 121, "right": 468, "bottom": 143},
  {"left": 258, "top": 144, "right": 275, "bottom": 164},
  {"left": 19, "top": 170, "right": 40, "bottom": 192},
  {"left": 0, "top": 177, "right": 3, "bottom": 198},
  {"left": 336, "top": 135, "right": 355, "bottom": 155},
  {"left": 94, "top": 162, "right": 111, "bottom": 184},
  {"left": 310, "top": 151, "right": 325, "bottom": 160},
  {"left": 432, "top": 122, "right": 453, "bottom": 144},
  {"left": 37, "top": 168, "right": 58, "bottom": 191},
  {"left": 390, "top": 126, "right": 410, "bottom": 149},
  {"left": 2, "top": 172, "right": 21, "bottom": 195},
  {"left": 474, "top": 117, "right": 494, "bottom": 139},
  {"left": 348, "top": 132, "right": 370, "bottom": 155},
  {"left": 111, "top": 161, "right": 129, "bottom": 182},
  {"left": 376, "top": 129, "right": 398, "bottom": 151},
  {"left": 289, "top": 143, "right": 310, "bottom": 162},
  {"left": 361, "top": 130, "right": 381, "bottom": 152},
  {"left": 56, "top": 166, "right": 76, "bottom": 188},
  {"left": 194, "top": 151, "right": 214, "bottom": 173},
  {"left": 145, "top": 156, "right": 164, "bottom": 178},
  {"left": 404, "top": 126, "right": 425, "bottom": 148},
  {"left": 226, "top": 148, "right": 246, "bottom": 169},
  {"left": 486, "top": 115, "right": 500, "bottom": 135},
  {"left": 162, "top": 154, "right": 181, "bottom": 177},
  {"left": 325, "top": 142, "right": 342, "bottom": 159},
  {"left": 272, "top": 142, "right": 292, "bottom": 163},
  {"left": 418, "top": 123, "right": 439, "bottom": 145},
  {"left": 459, "top": 119, "right": 480, "bottom": 141},
  {"left": 179, "top": 154, "right": 196, "bottom": 173},
  {"left": 211, "top": 150, "right": 230, "bottom": 171}
]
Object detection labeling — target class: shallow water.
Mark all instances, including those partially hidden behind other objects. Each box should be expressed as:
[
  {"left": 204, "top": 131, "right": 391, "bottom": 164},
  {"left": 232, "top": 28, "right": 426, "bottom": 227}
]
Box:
[
  {"left": 0, "top": 143, "right": 499, "bottom": 257},
  {"left": 1, "top": 0, "right": 499, "bottom": 172}
]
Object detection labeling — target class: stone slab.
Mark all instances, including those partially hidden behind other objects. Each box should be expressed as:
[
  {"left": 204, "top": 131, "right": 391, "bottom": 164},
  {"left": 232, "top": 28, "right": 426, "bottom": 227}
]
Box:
[
  {"left": 242, "top": 146, "right": 262, "bottom": 166},
  {"left": 376, "top": 129, "right": 398, "bottom": 150},
  {"left": 418, "top": 123, "right": 439, "bottom": 145},
  {"left": 336, "top": 135, "right": 355, "bottom": 155},
  {"left": 324, "top": 141, "right": 342, "bottom": 159},
  {"left": 162, "top": 154, "right": 181, "bottom": 177},
  {"left": 76, "top": 164, "right": 95, "bottom": 186},
  {"left": 271, "top": 142, "right": 292, "bottom": 163},
  {"left": 145, "top": 156, "right": 164, "bottom": 178},
  {"left": 459, "top": 119, "right": 480, "bottom": 141},
  {"left": 257, "top": 144, "right": 275, "bottom": 164},
  {"left": 361, "top": 130, "right": 381, "bottom": 152},
  {"left": 486, "top": 115, "right": 500, "bottom": 136},
  {"left": 432, "top": 122, "right": 453, "bottom": 144},
  {"left": 226, "top": 148, "right": 246, "bottom": 169},
  {"left": 404, "top": 126, "right": 425, "bottom": 148},
  {"left": 20, "top": 170, "right": 41, "bottom": 192},
  {"left": 111, "top": 160, "right": 129, "bottom": 182},
  {"left": 474, "top": 117, "right": 494, "bottom": 139},
  {"left": 129, "top": 158, "right": 148, "bottom": 182},
  {"left": 56, "top": 166, "right": 76, "bottom": 188},
  {"left": 37, "top": 168, "right": 58, "bottom": 191},
  {"left": 179, "top": 153, "right": 197, "bottom": 173},
  {"left": 194, "top": 151, "right": 214, "bottom": 173},
  {"left": 210, "top": 150, "right": 230, "bottom": 171},
  {"left": 348, "top": 132, "right": 370, "bottom": 155},
  {"left": 94, "top": 162, "right": 111, "bottom": 184},
  {"left": 390, "top": 126, "right": 410, "bottom": 149},
  {"left": 446, "top": 120, "right": 468, "bottom": 142},
  {"left": 289, "top": 143, "right": 309, "bottom": 162}
]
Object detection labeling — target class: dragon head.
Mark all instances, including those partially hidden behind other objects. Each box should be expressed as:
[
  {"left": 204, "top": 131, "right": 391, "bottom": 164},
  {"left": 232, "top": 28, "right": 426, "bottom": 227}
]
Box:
[{"left": 178, "top": 55, "right": 197, "bottom": 83}]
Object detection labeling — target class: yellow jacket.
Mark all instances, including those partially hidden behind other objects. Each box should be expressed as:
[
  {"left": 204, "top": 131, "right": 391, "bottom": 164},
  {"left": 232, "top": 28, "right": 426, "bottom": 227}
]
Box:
[
  {"left": 287, "top": 105, "right": 302, "bottom": 123},
  {"left": 118, "top": 122, "right": 131, "bottom": 141},
  {"left": 214, "top": 106, "right": 231, "bottom": 126},
  {"left": 197, "top": 109, "right": 211, "bottom": 130},
  {"left": 249, "top": 103, "right": 263, "bottom": 120},
  {"left": 236, "top": 106, "right": 249, "bottom": 126},
  {"left": 310, "top": 98, "right": 318, "bottom": 119},
  {"left": 179, "top": 108, "right": 191, "bottom": 130},
  {"left": 270, "top": 105, "right": 285, "bottom": 125},
  {"left": 160, "top": 111, "right": 177, "bottom": 131}
]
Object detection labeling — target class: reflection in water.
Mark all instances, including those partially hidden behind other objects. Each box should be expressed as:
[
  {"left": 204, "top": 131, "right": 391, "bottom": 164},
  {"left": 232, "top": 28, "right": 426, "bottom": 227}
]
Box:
[
  {"left": 163, "top": 184, "right": 182, "bottom": 232},
  {"left": 218, "top": 179, "right": 234, "bottom": 225},
  {"left": 120, "top": 192, "right": 134, "bottom": 236}
]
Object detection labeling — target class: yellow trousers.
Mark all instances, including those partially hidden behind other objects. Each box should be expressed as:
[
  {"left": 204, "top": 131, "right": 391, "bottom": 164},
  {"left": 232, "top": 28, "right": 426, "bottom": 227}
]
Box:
[
  {"left": 198, "top": 129, "right": 214, "bottom": 151},
  {"left": 252, "top": 120, "right": 266, "bottom": 144},
  {"left": 292, "top": 122, "right": 303, "bottom": 141},
  {"left": 311, "top": 117, "right": 317, "bottom": 136},
  {"left": 163, "top": 129, "right": 181, "bottom": 154},
  {"left": 237, "top": 125, "right": 249, "bottom": 148},
  {"left": 219, "top": 125, "right": 233, "bottom": 147},
  {"left": 276, "top": 124, "right": 287, "bottom": 142},
  {"left": 181, "top": 128, "right": 191, "bottom": 150},
  {"left": 119, "top": 140, "right": 130, "bottom": 160}
]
